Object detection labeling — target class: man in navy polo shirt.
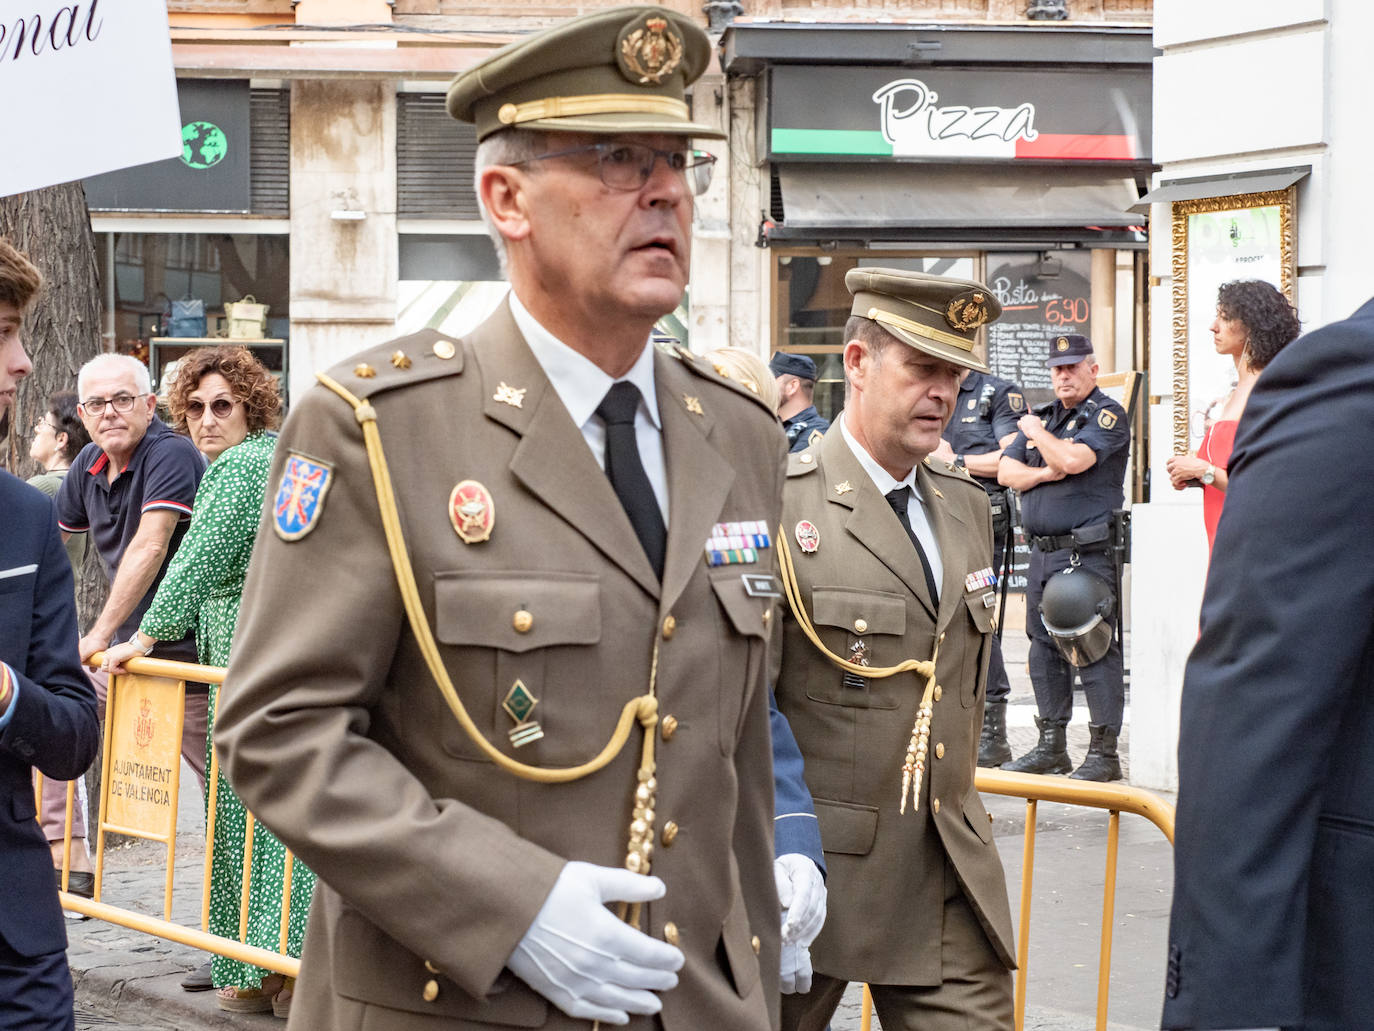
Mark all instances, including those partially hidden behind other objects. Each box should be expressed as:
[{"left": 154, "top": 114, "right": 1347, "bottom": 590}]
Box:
[{"left": 50, "top": 354, "right": 207, "bottom": 881}]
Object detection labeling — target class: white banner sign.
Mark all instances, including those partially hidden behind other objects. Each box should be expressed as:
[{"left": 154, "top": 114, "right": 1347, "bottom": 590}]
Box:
[{"left": 0, "top": 0, "right": 181, "bottom": 199}]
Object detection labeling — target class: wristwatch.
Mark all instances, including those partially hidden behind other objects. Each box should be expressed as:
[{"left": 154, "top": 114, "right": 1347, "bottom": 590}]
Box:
[
  {"left": 953, "top": 454, "right": 966, "bottom": 470},
  {"left": 1201, "top": 464, "right": 1216, "bottom": 486},
  {"left": 127, "top": 632, "right": 156, "bottom": 656}
]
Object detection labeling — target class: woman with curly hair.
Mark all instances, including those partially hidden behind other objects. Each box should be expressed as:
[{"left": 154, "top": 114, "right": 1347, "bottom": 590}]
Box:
[
  {"left": 1166, "top": 279, "right": 1301, "bottom": 552},
  {"left": 102, "top": 346, "right": 312, "bottom": 1017}
]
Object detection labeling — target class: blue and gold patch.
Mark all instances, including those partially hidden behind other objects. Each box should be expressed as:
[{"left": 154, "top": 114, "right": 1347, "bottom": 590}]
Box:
[{"left": 273, "top": 453, "right": 334, "bottom": 541}]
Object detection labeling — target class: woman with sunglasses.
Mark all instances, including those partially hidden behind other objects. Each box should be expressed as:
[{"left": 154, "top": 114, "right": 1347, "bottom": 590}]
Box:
[
  {"left": 27, "top": 391, "right": 92, "bottom": 579},
  {"left": 102, "top": 345, "right": 313, "bottom": 1018}
]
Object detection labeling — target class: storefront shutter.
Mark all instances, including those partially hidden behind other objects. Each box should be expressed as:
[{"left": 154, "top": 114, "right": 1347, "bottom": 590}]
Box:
[
  {"left": 250, "top": 87, "right": 290, "bottom": 216},
  {"left": 397, "top": 92, "right": 480, "bottom": 219}
]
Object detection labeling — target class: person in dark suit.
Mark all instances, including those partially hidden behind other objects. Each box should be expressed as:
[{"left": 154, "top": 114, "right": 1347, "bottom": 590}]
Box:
[
  {"left": 0, "top": 237, "right": 101, "bottom": 1031},
  {"left": 1163, "top": 295, "right": 1374, "bottom": 1031}
]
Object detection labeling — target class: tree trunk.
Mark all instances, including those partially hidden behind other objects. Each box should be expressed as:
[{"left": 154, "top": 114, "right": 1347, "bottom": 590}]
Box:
[{"left": 0, "top": 182, "right": 108, "bottom": 628}]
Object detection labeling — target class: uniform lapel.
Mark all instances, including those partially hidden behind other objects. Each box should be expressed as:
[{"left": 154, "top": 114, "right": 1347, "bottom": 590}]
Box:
[
  {"left": 820, "top": 430, "right": 938, "bottom": 620},
  {"left": 656, "top": 352, "right": 733, "bottom": 613},
  {"left": 480, "top": 302, "right": 661, "bottom": 598},
  {"left": 917, "top": 460, "right": 970, "bottom": 633}
]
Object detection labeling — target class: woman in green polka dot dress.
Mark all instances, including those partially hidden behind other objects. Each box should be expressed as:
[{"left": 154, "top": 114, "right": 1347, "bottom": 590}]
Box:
[{"left": 103, "top": 346, "right": 313, "bottom": 1018}]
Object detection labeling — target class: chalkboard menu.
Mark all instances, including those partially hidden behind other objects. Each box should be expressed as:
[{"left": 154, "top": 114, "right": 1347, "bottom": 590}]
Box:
[{"left": 985, "top": 251, "right": 1093, "bottom": 408}]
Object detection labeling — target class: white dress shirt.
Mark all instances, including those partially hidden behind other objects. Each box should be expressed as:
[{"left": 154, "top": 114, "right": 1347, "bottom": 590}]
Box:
[
  {"left": 510, "top": 291, "right": 669, "bottom": 523},
  {"left": 839, "top": 412, "right": 944, "bottom": 590}
]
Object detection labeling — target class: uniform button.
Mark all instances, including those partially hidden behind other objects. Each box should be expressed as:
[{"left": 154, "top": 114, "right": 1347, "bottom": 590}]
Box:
[
  {"left": 433, "top": 339, "right": 456, "bottom": 360},
  {"left": 664, "top": 922, "right": 680, "bottom": 946},
  {"left": 662, "top": 821, "right": 679, "bottom": 846},
  {"left": 933, "top": 685, "right": 942, "bottom": 702},
  {"left": 422, "top": 980, "right": 439, "bottom": 1002},
  {"left": 513, "top": 610, "right": 533, "bottom": 633},
  {"left": 662, "top": 615, "right": 677, "bottom": 639},
  {"left": 762, "top": 608, "right": 772, "bottom": 626},
  {"left": 853, "top": 618, "right": 868, "bottom": 634},
  {"left": 932, "top": 798, "right": 941, "bottom": 813},
  {"left": 935, "top": 742, "right": 945, "bottom": 759},
  {"left": 988, "top": 812, "right": 994, "bottom": 823},
  {"left": 661, "top": 715, "right": 678, "bottom": 741},
  {"left": 751, "top": 935, "right": 761, "bottom": 955},
  {"left": 800, "top": 454, "right": 813, "bottom": 464}
]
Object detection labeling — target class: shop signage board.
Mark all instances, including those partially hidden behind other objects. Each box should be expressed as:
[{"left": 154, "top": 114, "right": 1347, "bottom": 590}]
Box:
[
  {"left": 769, "top": 65, "right": 1150, "bottom": 163},
  {"left": 985, "top": 250, "right": 1094, "bottom": 407},
  {"left": 0, "top": 0, "right": 180, "bottom": 199}
]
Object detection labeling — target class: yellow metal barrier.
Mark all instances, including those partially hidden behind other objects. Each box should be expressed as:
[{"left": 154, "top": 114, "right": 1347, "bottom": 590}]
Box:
[
  {"left": 860, "top": 768, "right": 1175, "bottom": 1031},
  {"left": 47, "top": 654, "right": 300, "bottom": 979}
]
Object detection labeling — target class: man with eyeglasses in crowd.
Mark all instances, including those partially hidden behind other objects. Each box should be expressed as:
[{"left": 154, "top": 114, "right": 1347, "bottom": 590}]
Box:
[
  {"left": 215, "top": 8, "right": 790, "bottom": 1030},
  {"left": 49, "top": 355, "right": 208, "bottom": 924}
]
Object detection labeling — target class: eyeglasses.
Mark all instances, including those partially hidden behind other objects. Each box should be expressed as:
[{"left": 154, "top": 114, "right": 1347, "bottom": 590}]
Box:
[
  {"left": 81, "top": 393, "right": 148, "bottom": 416},
  {"left": 32, "top": 418, "right": 57, "bottom": 435},
  {"left": 512, "top": 142, "right": 717, "bottom": 197},
  {"left": 185, "top": 397, "right": 238, "bottom": 420}
]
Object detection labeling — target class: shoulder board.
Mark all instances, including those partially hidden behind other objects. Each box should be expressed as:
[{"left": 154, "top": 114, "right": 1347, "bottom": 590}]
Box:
[
  {"left": 318, "top": 328, "right": 466, "bottom": 402},
  {"left": 672, "top": 345, "right": 776, "bottom": 417},
  {"left": 924, "top": 456, "right": 984, "bottom": 491},
  {"left": 786, "top": 448, "right": 821, "bottom": 478}
]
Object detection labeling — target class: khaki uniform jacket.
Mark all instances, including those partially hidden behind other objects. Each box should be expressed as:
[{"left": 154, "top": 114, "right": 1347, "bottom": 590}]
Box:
[
  {"left": 215, "top": 302, "right": 786, "bottom": 1031},
  {"left": 772, "top": 428, "right": 1015, "bottom": 985}
]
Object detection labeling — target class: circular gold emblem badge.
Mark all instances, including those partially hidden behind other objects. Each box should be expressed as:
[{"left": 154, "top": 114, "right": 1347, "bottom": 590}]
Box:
[
  {"left": 945, "top": 291, "right": 990, "bottom": 332},
  {"left": 617, "top": 16, "right": 684, "bottom": 85}
]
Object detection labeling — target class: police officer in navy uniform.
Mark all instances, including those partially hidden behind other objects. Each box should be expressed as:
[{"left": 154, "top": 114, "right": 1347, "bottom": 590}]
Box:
[
  {"left": 933, "top": 368, "right": 1026, "bottom": 767},
  {"left": 998, "top": 334, "right": 1128, "bottom": 782},
  {"left": 770, "top": 353, "right": 830, "bottom": 453}
]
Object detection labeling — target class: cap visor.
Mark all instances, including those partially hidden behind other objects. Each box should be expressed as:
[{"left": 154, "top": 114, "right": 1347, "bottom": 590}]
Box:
[
  {"left": 884, "top": 324, "right": 988, "bottom": 374},
  {"left": 1046, "top": 354, "right": 1084, "bottom": 367}
]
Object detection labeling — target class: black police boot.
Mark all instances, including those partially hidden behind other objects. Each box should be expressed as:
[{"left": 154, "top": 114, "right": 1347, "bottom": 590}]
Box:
[
  {"left": 1004, "top": 716, "right": 1071, "bottom": 775},
  {"left": 1070, "top": 724, "right": 1122, "bottom": 782},
  {"left": 978, "top": 701, "right": 1013, "bottom": 768}
]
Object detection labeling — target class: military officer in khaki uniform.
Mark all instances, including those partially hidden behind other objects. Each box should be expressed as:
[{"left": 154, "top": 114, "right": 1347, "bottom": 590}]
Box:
[
  {"left": 772, "top": 270, "right": 1016, "bottom": 1031},
  {"left": 215, "top": 9, "right": 786, "bottom": 1030}
]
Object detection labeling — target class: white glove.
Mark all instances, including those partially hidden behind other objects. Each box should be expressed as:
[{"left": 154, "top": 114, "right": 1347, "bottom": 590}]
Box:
[
  {"left": 774, "top": 853, "right": 826, "bottom": 946},
  {"left": 779, "top": 939, "right": 813, "bottom": 995},
  {"left": 508, "top": 861, "right": 684, "bottom": 1026}
]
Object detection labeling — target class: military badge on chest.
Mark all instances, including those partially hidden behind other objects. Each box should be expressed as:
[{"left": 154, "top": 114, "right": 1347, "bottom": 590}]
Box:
[{"left": 449, "top": 480, "right": 495, "bottom": 544}]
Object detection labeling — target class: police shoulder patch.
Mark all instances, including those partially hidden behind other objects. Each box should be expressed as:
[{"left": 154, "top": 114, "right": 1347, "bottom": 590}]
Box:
[
  {"left": 1008, "top": 391, "right": 1026, "bottom": 412},
  {"left": 1097, "top": 409, "right": 1119, "bottom": 430},
  {"left": 273, "top": 452, "right": 334, "bottom": 541}
]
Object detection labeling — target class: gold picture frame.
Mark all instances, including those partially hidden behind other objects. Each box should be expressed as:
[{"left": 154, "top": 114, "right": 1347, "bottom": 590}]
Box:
[{"left": 1170, "top": 189, "right": 1296, "bottom": 455}]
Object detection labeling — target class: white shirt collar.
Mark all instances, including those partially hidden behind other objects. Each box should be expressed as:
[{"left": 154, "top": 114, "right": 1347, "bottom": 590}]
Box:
[
  {"left": 509, "top": 291, "right": 662, "bottom": 431},
  {"left": 839, "top": 410, "right": 924, "bottom": 501}
]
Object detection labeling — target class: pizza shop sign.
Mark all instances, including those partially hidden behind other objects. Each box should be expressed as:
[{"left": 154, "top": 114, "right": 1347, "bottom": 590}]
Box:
[{"left": 872, "top": 78, "right": 1039, "bottom": 159}]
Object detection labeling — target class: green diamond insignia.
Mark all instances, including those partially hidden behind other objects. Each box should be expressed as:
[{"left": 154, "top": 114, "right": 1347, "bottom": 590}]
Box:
[{"left": 502, "top": 680, "right": 538, "bottom": 724}]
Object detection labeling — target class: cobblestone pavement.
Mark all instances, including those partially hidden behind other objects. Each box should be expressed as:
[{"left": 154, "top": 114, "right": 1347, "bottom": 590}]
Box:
[{"left": 70, "top": 606, "right": 1166, "bottom": 1031}]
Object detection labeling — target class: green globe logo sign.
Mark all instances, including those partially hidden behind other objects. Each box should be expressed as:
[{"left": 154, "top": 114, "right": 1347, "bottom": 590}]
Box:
[{"left": 181, "top": 121, "right": 227, "bottom": 170}]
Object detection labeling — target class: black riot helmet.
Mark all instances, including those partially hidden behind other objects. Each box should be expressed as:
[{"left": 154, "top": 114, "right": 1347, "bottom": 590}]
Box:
[{"left": 1039, "top": 566, "right": 1115, "bottom": 667}]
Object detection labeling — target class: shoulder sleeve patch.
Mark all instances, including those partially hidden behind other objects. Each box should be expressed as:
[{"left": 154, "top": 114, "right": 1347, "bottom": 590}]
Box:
[
  {"left": 1008, "top": 391, "right": 1026, "bottom": 412},
  {"left": 1097, "top": 408, "right": 1119, "bottom": 430},
  {"left": 272, "top": 452, "right": 334, "bottom": 541}
]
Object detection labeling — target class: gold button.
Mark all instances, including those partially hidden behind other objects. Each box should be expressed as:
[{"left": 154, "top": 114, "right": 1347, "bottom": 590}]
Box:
[
  {"left": 853, "top": 618, "right": 868, "bottom": 634},
  {"left": 422, "top": 979, "right": 439, "bottom": 1002},
  {"left": 933, "top": 685, "right": 942, "bottom": 701},
  {"left": 432, "top": 339, "right": 456, "bottom": 360},
  {"left": 662, "top": 821, "right": 679, "bottom": 846},
  {"left": 751, "top": 935, "right": 761, "bottom": 955},
  {"left": 935, "top": 742, "right": 945, "bottom": 759},
  {"left": 762, "top": 608, "right": 772, "bottom": 626},
  {"left": 513, "top": 610, "right": 533, "bottom": 633},
  {"left": 988, "top": 812, "right": 994, "bottom": 823},
  {"left": 932, "top": 797, "right": 941, "bottom": 814},
  {"left": 664, "top": 921, "right": 680, "bottom": 945},
  {"left": 498, "top": 102, "right": 518, "bottom": 124},
  {"left": 662, "top": 615, "right": 677, "bottom": 639},
  {"left": 800, "top": 454, "right": 813, "bottom": 464},
  {"left": 661, "top": 715, "right": 678, "bottom": 741}
]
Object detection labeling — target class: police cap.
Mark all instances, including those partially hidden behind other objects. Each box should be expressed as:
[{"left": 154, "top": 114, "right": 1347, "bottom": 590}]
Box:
[
  {"left": 447, "top": 6, "right": 725, "bottom": 141},
  {"left": 1046, "top": 333, "right": 1093, "bottom": 368},
  {"left": 845, "top": 268, "right": 999, "bottom": 374},
  {"left": 769, "top": 352, "right": 817, "bottom": 381}
]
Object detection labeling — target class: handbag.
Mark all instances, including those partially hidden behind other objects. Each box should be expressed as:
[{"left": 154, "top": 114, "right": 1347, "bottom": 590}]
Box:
[
  {"left": 164, "top": 297, "right": 206, "bottom": 338},
  {"left": 225, "top": 295, "right": 269, "bottom": 339}
]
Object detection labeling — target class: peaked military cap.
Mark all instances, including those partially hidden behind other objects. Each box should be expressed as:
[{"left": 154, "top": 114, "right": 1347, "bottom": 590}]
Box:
[
  {"left": 447, "top": 6, "right": 725, "bottom": 141},
  {"left": 845, "top": 268, "right": 1000, "bottom": 373},
  {"left": 769, "top": 352, "right": 818, "bottom": 381},
  {"left": 1046, "top": 333, "right": 1093, "bottom": 367}
]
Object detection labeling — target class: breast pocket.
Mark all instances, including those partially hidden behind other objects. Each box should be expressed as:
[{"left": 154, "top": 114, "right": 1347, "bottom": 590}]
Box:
[
  {"left": 708, "top": 571, "right": 770, "bottom": 754},
  {"left": 804, "top": 587, "right": 907, "bottom": 709},
  {"left": 433, "top": 571, "right": 601, "bottom": 762}
]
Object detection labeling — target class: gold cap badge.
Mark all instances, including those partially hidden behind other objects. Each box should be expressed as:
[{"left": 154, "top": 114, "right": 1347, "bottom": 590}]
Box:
[{"left": 618, "top": 15, "right": 684, "bottom": 85}]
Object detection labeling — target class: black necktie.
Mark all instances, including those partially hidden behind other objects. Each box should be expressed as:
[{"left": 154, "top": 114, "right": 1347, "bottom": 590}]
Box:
[
  {"left": 596, "top": 382, "right": 666, "bottom": 579},
  {"left": 885, "top": 486, "right": 939, "bottom": 605}
]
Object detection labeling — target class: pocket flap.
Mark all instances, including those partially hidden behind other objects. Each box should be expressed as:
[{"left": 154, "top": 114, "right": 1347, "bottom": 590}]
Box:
[
  {"left": 710, "top": 571, "right": 769, "bottom": 639},
  {"left": 718, "top": 891, "right": 761, "bottom": 999},
  {"left": 963, "top": 589, "right": 995, "bottom": 634},
  {"left": 962, "top": 788, "right": 993, "bottom": 845},
  {"left": 434, "top": 571, "right": 600, "bottom": 653},
  {"left": 815, "top": 798, "right": 880, "bottom": 855},
  {"left": 811, "top": 587, "right": 905, "bottom": 635}
]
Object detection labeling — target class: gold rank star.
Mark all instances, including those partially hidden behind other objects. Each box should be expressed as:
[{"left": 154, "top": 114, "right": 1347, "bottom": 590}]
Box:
[
  {"left": 833, "top": 481, "right": 854, "bottom": 496},
  {"left": 683, "top": 395, "right": 704, "bottom": 416},
  {"left": 493, "top": 382, "right": 526, "bottom": 408}
]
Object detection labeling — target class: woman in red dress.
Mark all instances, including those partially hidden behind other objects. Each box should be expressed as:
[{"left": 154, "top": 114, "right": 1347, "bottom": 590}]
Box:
[{"left": 1167, "top": 280, "right": 1301, "bottom": 553}]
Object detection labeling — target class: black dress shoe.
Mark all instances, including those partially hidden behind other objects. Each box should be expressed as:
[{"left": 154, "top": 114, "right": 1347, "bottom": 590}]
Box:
[
  {"left": 56, "top": 869, "right": 93, "bottom": 921},
  {"left": 181, "top": 960, "right": 214, "bottom": 992}
]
